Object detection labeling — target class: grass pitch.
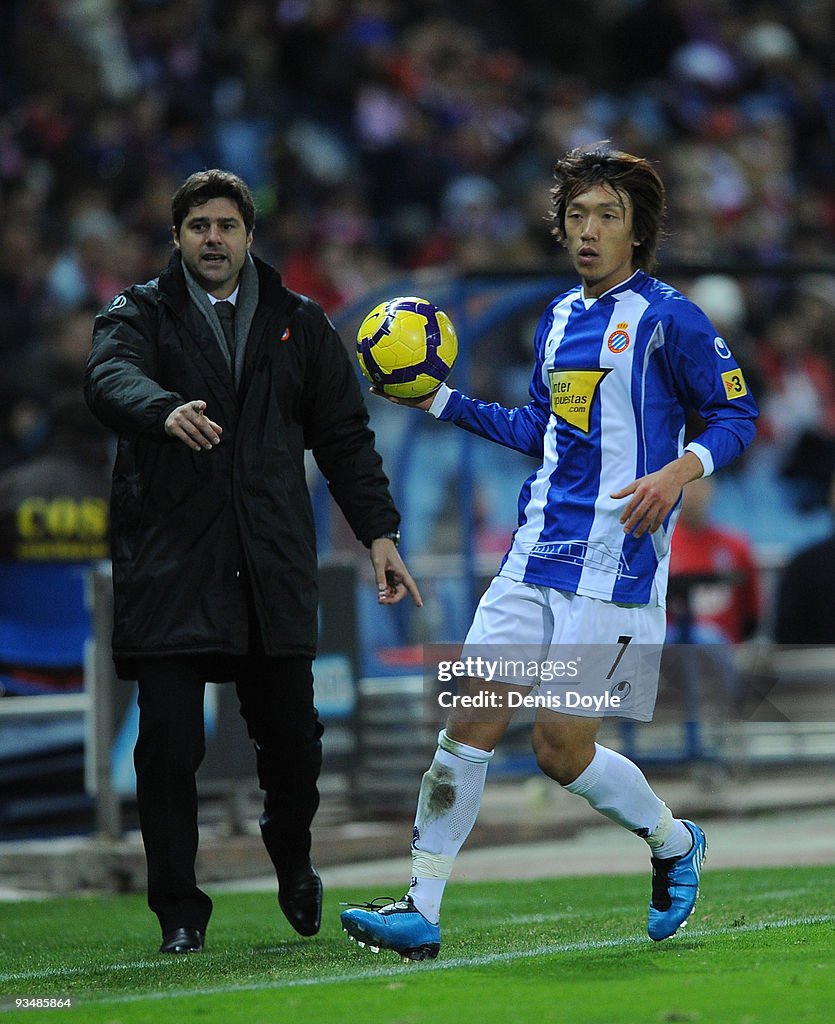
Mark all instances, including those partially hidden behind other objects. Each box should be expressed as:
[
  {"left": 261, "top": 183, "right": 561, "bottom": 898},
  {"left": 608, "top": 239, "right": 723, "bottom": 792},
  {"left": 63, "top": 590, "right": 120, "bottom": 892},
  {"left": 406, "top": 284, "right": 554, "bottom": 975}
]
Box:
[{"left": 1, "top": 865, "right": 833, "bottom": 1023}]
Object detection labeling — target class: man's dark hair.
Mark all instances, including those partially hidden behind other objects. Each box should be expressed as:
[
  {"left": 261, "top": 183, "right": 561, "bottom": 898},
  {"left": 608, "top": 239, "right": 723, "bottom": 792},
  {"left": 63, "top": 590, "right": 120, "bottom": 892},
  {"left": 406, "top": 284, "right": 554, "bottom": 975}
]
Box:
[
  {"left": 171, "top": 169, "right": 256, "bottom": 236},
  {"left": 549, "top": 145, "right": 666, "bottom": 272}
]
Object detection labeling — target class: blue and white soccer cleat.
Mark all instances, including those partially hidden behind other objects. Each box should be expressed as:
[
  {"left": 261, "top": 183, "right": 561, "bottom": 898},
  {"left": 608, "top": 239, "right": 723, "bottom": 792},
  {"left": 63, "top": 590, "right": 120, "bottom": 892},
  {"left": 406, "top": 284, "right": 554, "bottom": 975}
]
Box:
[
  {"left": 647, "top": 819, "right": 707, "bottom": 941},
  {"left": 340, "top": 896, "right": 441, "bottom": 962}
]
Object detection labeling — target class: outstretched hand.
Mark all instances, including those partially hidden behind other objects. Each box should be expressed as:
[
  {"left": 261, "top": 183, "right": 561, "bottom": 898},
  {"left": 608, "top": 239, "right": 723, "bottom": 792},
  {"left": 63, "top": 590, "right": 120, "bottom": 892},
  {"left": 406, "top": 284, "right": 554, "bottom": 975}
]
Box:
[
  {"left": 370, "top": 538, "right": 423, "bottom": 607},
  {"left": 165, "top": 400, "right": 223, "bottom": 450}
]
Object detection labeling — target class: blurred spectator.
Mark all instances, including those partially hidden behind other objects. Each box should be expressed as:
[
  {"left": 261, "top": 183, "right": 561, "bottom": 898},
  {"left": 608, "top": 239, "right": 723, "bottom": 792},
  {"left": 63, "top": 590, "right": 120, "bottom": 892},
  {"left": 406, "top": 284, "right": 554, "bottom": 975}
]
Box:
[
  {"left": 23, "top": 302, "right": 100, "bottom": 395},
  {"left": 0, "top": 390, "right": 111, "bottom": 563},
  {"left": 46, "top": 198, "right": 136, "bottom": 308},
  {"left": 0, "top": 385, "right": 50, "bottom": 475},
  {"left": 0, "top": 197, "right": 51, "bottom": 371},
  {"left": 773, "top": 472, "right": 835, "bottom": 645},
  {"left": 668, "top": 475, "right": 761, "bottom": 644},
  {"left": 758, "top": 300, "right": 835, "bottom": 508}
]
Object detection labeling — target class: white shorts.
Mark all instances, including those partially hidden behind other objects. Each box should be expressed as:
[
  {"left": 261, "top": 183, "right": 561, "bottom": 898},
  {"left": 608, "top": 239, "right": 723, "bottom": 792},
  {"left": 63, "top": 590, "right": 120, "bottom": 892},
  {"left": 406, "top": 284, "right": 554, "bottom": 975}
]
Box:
[{"left": 461, "top": 577, "right": 666, "bottom": 721}]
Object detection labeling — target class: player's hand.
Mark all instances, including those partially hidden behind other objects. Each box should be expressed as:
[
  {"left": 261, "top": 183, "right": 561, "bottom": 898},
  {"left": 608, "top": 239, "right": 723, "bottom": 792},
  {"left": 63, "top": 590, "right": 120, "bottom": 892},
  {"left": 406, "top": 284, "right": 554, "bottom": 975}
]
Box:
[
  {"left": 612, "top": 453, "right": 704, "bottom": 537},
  {"left": 370, "top": 538, "right": 423, "bottom": 607},
  {"left": 369, "top": 386, "right": 439, "bottom": 411},
  {"left": 164, "top": 400, "right": 223, "bottom": 450}
]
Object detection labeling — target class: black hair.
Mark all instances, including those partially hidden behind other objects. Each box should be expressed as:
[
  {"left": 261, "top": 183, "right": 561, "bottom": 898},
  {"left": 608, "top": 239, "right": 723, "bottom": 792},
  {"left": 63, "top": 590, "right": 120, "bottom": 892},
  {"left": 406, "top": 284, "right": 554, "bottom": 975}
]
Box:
[
  {"left": 171, "top": 169, "right": 256, "bottom": 236},
  {"left": 549, "top": 145, "right": 666, "bottom": 271}
]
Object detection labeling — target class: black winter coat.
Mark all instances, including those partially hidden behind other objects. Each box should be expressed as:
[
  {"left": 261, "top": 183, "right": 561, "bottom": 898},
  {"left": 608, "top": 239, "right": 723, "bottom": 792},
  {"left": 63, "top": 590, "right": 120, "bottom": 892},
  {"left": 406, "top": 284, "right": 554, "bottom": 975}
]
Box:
[{"left": 84, "top": 252, "right": 399, "bottom": 675}]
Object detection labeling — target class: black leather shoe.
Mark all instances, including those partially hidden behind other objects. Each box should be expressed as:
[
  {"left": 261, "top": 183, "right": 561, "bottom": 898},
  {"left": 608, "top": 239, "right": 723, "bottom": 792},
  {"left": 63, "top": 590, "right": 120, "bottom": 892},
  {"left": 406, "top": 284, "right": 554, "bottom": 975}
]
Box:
[
  {"left": 159, "top": 927, "right": 204, "bottom": 954},
  {"left": 278, "top": 864, "right": 323, "bottom": 936}
]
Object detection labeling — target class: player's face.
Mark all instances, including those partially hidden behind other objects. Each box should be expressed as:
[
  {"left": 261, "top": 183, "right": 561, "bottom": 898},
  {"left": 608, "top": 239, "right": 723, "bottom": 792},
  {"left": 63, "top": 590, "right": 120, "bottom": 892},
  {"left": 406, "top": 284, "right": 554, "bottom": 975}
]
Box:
[
  {"left": 563, "top": 184, "right": 640, "bottom": 297},
  {"left": 173, "top": 197, "right": 252, "bottom": 298}
]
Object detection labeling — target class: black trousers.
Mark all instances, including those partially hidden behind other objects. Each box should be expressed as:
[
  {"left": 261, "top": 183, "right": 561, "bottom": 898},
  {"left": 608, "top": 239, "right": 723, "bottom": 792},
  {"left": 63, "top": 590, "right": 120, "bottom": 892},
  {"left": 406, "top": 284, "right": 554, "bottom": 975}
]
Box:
[{"left": 134, "top": 653, "right": 322, "bottom": 934}]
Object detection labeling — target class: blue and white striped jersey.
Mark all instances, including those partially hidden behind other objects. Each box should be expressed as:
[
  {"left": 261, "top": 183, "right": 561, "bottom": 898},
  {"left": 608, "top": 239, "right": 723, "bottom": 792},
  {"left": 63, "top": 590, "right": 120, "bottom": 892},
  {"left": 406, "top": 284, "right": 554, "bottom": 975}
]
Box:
[{"left": 432, "top": 270, "right": 758, "bottom": 606}]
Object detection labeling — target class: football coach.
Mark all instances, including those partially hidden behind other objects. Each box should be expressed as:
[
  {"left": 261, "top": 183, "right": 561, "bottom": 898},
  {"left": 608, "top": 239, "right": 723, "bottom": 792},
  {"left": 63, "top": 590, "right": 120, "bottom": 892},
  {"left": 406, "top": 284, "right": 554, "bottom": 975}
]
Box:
[{"left": 84, "top": 168, "right": 421, "bottom": 955}]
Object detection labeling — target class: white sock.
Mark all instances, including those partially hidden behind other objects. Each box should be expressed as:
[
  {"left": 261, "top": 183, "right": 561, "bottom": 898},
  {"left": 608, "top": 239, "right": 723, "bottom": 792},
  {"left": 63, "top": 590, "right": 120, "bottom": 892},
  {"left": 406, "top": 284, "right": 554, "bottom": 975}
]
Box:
[
  {"left": 407, "top": 729, "right": 493, "bottom": 923},
  {"left": 650, "top": 808, "right": 694, "bottom": 860},
  {"left": 563, "top": 743, "right": 691, "bottom": 858}
]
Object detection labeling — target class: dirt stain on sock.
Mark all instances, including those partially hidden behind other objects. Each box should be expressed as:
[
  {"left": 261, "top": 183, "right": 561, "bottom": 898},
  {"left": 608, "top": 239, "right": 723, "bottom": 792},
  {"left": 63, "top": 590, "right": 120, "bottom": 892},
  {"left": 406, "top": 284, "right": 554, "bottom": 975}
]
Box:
[{"left": 420, "top": 764, "right": 456, "bottom": 818}]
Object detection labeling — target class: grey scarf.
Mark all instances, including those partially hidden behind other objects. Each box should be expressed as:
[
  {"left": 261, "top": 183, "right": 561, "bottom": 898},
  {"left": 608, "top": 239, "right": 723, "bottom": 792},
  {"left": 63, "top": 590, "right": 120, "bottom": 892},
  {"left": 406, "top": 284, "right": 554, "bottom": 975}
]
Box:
[{"left": 182, "top": 253, "right": 260, "bottom": 383}]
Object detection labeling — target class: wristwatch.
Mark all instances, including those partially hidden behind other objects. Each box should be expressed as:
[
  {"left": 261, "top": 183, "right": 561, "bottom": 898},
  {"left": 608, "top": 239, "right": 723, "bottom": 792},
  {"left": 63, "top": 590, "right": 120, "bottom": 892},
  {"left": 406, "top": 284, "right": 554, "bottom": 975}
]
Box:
[{"left": 376, "top": 529, "right": 401, "bottom": 547}]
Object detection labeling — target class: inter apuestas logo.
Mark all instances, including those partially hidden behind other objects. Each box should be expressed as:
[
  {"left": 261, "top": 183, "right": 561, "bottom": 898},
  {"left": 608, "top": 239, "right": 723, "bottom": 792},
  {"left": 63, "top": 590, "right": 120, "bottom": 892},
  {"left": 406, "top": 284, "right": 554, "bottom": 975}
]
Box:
[{"left": 549, "top": 367, "right": 611, "bottom": 433}]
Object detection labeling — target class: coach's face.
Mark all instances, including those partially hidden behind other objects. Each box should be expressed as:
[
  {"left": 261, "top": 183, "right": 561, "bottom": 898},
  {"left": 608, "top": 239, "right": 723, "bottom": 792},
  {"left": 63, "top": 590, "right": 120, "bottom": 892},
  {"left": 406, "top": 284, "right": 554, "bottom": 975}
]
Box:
[
  {"left": 173, "top": 197, "right": 252, "bottom": 299},
  {"left": 564, "top": 184, "right": 640, "bottom": 298}
]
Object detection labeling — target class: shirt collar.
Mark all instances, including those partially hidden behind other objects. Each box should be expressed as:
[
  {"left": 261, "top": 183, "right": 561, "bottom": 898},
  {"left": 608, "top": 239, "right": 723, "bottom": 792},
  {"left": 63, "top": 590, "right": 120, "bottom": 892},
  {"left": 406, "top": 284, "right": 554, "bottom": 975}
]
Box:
[{"left": 209, "top": 285, "right": 240, "bottom": 306}]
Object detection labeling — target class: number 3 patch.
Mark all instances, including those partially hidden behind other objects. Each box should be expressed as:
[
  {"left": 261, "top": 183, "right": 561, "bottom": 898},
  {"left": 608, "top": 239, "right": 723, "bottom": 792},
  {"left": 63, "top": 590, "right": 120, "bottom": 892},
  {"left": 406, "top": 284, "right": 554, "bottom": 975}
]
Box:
[{"left": 721, "top": 368, "right": 748, "bottom": 399}]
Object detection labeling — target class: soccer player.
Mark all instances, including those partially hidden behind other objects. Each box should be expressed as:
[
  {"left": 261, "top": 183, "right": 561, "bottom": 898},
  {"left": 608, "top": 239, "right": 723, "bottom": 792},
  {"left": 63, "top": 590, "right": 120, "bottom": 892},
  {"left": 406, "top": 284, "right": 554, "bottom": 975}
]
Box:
[{"left": 341, "top": 146, "right": 758, "bottom": 960}]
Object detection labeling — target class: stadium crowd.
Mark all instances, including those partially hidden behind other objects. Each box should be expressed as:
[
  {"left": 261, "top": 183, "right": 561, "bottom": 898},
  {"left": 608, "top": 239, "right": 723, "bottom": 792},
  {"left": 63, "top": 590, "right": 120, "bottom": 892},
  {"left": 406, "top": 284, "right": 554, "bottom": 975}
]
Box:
[{"left": 1, "top": 0, "right": 835, "bottom": 558}]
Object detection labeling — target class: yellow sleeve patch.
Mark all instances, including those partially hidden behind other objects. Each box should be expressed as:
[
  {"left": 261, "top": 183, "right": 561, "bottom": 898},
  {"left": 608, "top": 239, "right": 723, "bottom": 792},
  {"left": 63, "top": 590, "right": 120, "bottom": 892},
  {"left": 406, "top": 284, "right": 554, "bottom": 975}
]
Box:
[{"left": 721, "top": 368, "right": 748, "bottom": 400}]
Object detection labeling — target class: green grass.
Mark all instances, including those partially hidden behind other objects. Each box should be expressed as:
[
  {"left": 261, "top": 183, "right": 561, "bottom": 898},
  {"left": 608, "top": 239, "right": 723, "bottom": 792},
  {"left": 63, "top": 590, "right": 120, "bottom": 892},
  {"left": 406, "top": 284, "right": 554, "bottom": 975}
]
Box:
[{"left": 1, "top": 865, "right": 833, "bottom": 1023}]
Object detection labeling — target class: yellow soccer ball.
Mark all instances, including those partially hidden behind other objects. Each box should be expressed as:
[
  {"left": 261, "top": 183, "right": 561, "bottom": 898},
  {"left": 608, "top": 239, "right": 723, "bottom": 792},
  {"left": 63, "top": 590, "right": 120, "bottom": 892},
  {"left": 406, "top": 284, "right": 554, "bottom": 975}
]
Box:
[{"left": 356, "top": 296, "right": 458, "bottom": 399}]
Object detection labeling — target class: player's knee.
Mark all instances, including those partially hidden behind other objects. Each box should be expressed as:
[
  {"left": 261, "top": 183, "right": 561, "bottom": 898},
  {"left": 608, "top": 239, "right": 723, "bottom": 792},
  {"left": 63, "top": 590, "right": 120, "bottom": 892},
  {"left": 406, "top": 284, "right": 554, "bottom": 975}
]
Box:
[
  {"left": 531, "top": 729, "right": 593, "bottom": 786},
  {"left": 531, "top": 732, "right": 570, "bottom": 784},
  {"left": 445, "top": 717, "right": 508, "bottom": 752}
]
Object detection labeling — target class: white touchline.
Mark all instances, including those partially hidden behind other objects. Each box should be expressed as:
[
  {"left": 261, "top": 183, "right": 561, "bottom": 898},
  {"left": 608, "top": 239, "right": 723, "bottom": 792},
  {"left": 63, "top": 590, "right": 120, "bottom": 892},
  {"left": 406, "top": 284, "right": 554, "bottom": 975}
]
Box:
[{"left": 3, "top": 914, "right": 833, "bottom": 1002}]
